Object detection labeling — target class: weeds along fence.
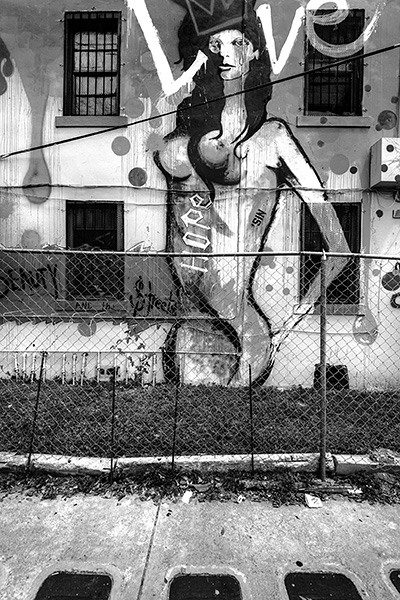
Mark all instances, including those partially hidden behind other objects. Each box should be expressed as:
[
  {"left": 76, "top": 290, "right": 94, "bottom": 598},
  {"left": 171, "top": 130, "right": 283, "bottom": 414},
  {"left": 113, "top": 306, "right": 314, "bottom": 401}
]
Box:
[{"left": 1, "top": 247, "right": 400, "bottom": 477}]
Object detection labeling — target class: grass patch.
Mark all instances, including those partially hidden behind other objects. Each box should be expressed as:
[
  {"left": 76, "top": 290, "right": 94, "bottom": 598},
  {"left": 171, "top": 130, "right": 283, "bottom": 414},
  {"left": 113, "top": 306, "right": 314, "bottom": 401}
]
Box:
[{"left": 0, "top": 381, "right": 399, "bottom": 458}]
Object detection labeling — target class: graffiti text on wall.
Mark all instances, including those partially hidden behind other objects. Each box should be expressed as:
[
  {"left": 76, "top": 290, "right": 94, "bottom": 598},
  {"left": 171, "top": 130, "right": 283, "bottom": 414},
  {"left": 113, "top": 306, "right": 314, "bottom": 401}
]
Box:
[
  {"left": 0, "top": 264, "right": 59, "bottom": 300},
  {"left": 129, "top": 276, "right": 178, "bottom": 317},
  {"left": 130, "top": 0, "right": 387, "bottom": 92}
]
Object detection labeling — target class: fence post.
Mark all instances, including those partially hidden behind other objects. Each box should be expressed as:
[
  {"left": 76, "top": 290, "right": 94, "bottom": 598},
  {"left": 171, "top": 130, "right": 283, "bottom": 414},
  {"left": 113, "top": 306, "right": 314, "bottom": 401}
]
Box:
[
  {"left": 26, "top": 351, "right": 47, "bottom": 473},
  {"left": 249, "top": 364, "right": 254, "bottom": 476},
  {"left": 171, "top": 382, "right": 179, "bottom": 472},
  {"left": 109, "top": 366, "right": 117, "bottom": 483},
  {"left": 319, "top": 252, "right": 327, "bottom": 481}
]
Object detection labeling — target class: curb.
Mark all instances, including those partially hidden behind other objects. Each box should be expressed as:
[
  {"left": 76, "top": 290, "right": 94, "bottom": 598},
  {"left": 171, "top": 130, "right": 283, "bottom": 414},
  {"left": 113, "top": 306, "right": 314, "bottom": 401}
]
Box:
[
  {"left": 0, "top": 452, "right": 329, "bottom": 476},
  {"left": 2, "top": 451, "right": 399, "bottom": 476}
]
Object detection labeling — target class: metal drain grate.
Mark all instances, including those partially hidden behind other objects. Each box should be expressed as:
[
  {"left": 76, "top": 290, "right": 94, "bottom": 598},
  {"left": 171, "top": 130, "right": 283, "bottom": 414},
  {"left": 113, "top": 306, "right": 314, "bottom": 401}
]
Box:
[
  {"left": 285, "top": 572, "right": 362, "bottom": 600},
  {"left": 34, "top": 572, "right": 112, "bottom": 600},
  {"left": 169, "top": 574, "right": 242, "bottom": 600},
  {"left": 390, "top": 571, "right": 400, "bottom": 593}
]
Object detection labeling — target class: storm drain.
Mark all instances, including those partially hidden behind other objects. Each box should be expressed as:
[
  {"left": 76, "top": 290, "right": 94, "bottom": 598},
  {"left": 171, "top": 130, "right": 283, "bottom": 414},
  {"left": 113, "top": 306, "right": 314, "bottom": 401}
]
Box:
[
  {"left": 34, "top": 572, "right": 112, "bottom": 600},
  {"left": 285, "top": 572, "right": 362, "bottom": 600},
  {"left": 169, "top": 574, "right": 242, "bottom": 600},
  {"left": 390, "top": 571, "right": 400, "bottom": 593}
]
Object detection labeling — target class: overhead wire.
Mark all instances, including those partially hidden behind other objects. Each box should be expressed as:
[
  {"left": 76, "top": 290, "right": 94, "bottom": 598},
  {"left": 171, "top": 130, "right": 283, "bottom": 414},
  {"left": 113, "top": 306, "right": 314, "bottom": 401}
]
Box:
[{"left": 0, "top": 41, "right": 400, "bottom": 160}]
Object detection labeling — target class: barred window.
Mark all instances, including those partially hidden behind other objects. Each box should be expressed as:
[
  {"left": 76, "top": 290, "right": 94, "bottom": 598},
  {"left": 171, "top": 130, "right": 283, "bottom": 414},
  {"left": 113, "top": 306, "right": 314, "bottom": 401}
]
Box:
[
  {"left": 300, "top": 203, "right": 361, "bottom": 308},
  {"left": 304, "top": 10, "right": 364, "bottom": 116},
  {"left": 66, "top": 202, "right": 124, "bottom": 300},
  {"left": 63, "top": 11, "right": 121, "bottom": 116}
]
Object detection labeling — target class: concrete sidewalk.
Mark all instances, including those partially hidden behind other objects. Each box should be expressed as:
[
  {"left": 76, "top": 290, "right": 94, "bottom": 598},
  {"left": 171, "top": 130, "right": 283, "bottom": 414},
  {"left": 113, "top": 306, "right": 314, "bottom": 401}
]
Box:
[{"left": 0, "top": 493, "right": 399, "bottom": 600}]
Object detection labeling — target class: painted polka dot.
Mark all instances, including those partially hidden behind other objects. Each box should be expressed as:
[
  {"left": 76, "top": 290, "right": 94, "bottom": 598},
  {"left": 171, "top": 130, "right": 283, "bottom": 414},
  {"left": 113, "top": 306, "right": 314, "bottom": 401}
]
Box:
[
  {"left": 350, "top": 166, "right": 358, "bottom": 174},
  {"left": 78, "top": 320, "right": 97, "bottom": 337},
  {"left": 364, "top": 84, "right": 371, "bottom": 92},
  {"left": 260, "top": 248, "right": 276, "bottom": 268},
  {"left": 283, "top": 288, "right": 290, "bottom": 296},
  {"left": 0, "top": 201, "right": 13, "bottom": 219},
  {"left": 149, "top": 114, "right": 162, "bottom": 129},
  {"left": 372, "top": 269, "right": 380, "bottom": 276},
  {"left": 375, "top": 124, "right": 382, "bottom": 131},
  {"left": 381, "top": 164, "right": 388, "bottom": 172},
  {"left": 330, "top": 154, "right": 350, "bottom": 175},
  {"left": 376, "top": 210, "right": 383, "bottom": 217},
  {"left": 146, "top": 133, "right": 166, "bottom": 152},
  {"left": 378, "top": 110, "right": 398, "bottom": 130},
  {"left": 391, "top": 96, "right": 399, "bottom": 104},
  {"left": 266, "top": 284, "right": 273, "bottom": 292},
  {"left": 320, "top": 116, "right": 327, "bottom": 124},
  {"left": 124, "top": 98, "right": 145, "bottom": 118},
  {"left": 111, "top": 136, "right": 131, "bottom": 156},
  {"left": 395, "top": 175, "right": 400, "bottom": 184},
  {"left": 318, "top": 129, "right": 340, "bottom": 143},
  {"left": 317, "top": 140, "right": 324, "bottom": 147},
  {"left": 286, "top": 266, "right": 294, "bottom": 274},
  {"left": 387, "top": 144, "right": 394, "bottom": 152},
  {"left": 21, "top": 230, "right": 41, "bottom": 249},
  {"left": 129, "top": 168, "right": 148, "bottom": 187}
]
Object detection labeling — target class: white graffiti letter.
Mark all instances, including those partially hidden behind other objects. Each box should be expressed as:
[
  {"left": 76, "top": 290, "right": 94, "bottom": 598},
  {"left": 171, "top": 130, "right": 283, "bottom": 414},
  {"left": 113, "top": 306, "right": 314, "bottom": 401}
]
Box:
[
  {"left": 182, "top": 232, "right": 211, "bottom": 249},
  {"left": 128, "top": 0, "right": 208, "bottom": 96},
  {"left": 306, "top": 0, "right": 387, "bottom": 58},
  {"left": 181, "top": 209, "right": 211, "bottom": 230},
  {"left": 180, "top": 255, "right": 209, "bottom": 273},
  {"left": 256, "top": 4, "right": 305, "bottom": 75}
]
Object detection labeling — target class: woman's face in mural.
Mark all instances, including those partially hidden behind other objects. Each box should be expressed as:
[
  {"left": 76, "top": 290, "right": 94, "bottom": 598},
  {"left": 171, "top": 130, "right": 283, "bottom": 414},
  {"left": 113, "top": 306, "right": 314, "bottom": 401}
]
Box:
[{"left": 208, "top": 29, "right": 259, "bottom": 80}]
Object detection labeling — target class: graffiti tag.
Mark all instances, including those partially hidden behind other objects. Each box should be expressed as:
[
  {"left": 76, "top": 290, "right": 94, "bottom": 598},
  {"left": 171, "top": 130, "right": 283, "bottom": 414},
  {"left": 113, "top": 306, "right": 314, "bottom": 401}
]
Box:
[
  {"left": 0, "top": 263, "right": 59, "bottom": 299},
  {"left": 129, "top": 0, "right": 387, "bottom": 90},
  {"left": 180, "top": 193, "right": 211, "bottom": 273},
  {"left": 129, "top": 276, "right": 178, "bottom": 316}
]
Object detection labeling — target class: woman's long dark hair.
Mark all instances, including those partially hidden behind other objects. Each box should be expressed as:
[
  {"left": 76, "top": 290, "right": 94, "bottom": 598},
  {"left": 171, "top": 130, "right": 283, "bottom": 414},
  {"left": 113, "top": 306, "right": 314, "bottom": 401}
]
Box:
[
  {"left": 166, "top": 8, "right": 272, "bottom": 193},
  {"left": 174, "top": 10, "right": 272, "bottom": 144}
]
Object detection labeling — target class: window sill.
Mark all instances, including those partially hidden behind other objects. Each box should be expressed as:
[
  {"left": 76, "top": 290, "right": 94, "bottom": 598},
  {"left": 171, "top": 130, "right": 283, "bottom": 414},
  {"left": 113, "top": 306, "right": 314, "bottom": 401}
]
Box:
[
  {"left": 296, "top": 115, "right": 371, "bottom": 128},
  {"left": 55, "top": 115, "right": 129, "bottom": 128}
]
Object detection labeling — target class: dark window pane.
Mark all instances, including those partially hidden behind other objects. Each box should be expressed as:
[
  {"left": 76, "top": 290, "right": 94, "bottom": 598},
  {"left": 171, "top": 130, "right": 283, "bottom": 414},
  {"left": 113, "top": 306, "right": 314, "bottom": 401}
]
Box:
[
  {"left": 305, "top": 10, "right": 364, "bottom": 115},
  {"left": 66, "top": 202, "right": 124, "bottom": 300},
  {"left": 300, "top": 203, "right": 361, "bottom": 305},
  {"left": 64, "top": 12, "right": 121, "bottom": 116}
]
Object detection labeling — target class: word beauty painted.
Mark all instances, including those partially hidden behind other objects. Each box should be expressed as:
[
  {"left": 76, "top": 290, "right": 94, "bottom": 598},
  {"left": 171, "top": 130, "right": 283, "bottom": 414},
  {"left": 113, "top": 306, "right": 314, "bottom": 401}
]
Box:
[{"left": 129, "top": 0, "right": 386, "bottom": 93}]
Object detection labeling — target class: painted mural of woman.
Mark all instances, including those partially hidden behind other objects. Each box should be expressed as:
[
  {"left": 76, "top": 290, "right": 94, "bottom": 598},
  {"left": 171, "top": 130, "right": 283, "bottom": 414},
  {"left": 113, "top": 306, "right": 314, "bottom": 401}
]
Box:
[{"left": 155, "top": 0, "right": 349, "bottom": 386}]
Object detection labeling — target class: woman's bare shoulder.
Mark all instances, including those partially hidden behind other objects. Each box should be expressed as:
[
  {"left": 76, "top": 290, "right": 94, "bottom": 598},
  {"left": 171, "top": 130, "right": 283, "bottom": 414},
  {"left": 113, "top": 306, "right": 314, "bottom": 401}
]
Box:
[
  {"left": 262, "top": 117, "right": 294, "bottom": 136},
  {"left": 154, "top": 134, "right": 193, "bottom": 179}
]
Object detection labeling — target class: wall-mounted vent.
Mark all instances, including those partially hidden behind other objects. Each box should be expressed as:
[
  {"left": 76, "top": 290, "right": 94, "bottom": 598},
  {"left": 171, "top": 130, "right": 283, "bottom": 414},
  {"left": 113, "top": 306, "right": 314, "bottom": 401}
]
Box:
[{"left": 370, "top": 138, "right": 400, "bottom": 188}]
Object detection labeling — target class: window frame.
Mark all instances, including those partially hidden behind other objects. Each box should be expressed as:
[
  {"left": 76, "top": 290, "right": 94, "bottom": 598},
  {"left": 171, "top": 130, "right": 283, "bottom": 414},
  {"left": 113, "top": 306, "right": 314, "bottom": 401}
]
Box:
[
  {"left": 65, "top": 201, "right": 125, "bottom": 304},
  {"left": 63, "top": 10, "right": 122, "bottom": 118},
  {"left": 299, "top": 201, "right": 362, "bottom": 315},
  {"left": 303, "top": 9, "right": 365, "bottom": 119}
]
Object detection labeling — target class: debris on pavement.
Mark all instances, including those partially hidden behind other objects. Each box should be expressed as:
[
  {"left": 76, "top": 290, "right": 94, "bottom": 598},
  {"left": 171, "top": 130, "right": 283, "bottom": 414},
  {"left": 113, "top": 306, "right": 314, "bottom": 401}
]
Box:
[
  {"left": 0, "top": 467, "right": 400, "bottom": 505},
  {"left": 305, "top": 494, "right": 323, "bottom": 508},
  {"left": 181, "top": 490, "right": 193, "bottom": 504}
]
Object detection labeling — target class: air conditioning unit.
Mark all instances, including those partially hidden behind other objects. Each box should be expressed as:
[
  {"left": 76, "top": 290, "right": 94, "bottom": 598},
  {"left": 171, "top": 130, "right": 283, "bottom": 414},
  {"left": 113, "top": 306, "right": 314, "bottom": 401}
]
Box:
[{"left": 370, "top": 138, "right": 400, "bottom": 188}]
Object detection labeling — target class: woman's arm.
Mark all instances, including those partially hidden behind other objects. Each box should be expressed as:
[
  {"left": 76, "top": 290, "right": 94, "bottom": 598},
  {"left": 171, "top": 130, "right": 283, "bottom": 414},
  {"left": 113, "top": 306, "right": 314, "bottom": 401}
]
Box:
[{"left": 269, "top": 118, "right": 350, "bottom": 304}]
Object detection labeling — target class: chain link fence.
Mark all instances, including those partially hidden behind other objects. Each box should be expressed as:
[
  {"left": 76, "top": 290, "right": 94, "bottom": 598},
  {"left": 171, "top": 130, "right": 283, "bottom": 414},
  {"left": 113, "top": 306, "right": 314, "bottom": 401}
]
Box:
[{"left": 0, "top": 247, "right": 399, "bottom": 476}]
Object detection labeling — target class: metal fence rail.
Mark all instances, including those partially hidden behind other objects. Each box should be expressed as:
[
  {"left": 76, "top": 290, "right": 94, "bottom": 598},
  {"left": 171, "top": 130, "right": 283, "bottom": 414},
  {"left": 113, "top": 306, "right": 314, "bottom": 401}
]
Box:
[{"left": 1, "top": 248, "right": 399, "bottom": 478}]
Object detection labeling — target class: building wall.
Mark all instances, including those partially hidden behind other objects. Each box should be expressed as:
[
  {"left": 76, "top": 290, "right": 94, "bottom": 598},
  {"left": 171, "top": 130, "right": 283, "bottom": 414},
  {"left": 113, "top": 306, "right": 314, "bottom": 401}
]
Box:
[{"left": 0, "top": 0, "right": 399, "bottom": 388}]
